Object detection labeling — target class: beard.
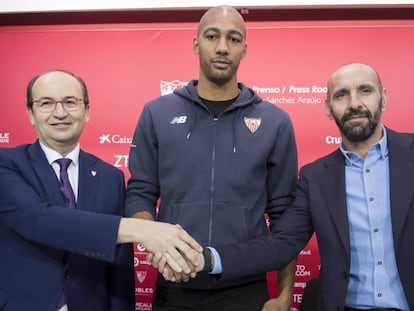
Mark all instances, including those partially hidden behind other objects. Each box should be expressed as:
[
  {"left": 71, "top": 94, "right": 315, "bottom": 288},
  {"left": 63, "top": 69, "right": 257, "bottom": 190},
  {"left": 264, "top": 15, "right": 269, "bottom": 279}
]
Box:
[
  {"left": 333, "top": 98, "right": 383, "bottom": 142},
  {"left": 200, "top": 57, "right": 240, "bottom": 86}
]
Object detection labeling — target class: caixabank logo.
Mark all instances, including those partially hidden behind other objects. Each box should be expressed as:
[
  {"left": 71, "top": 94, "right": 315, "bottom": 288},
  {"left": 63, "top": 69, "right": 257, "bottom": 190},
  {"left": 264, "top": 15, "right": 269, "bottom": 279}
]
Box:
[
  {"left": 0, "top": 132, "right": 10, "bottom": 144},
  {"left": 99, "top": 134, "right": 132, "bottom": 144}
]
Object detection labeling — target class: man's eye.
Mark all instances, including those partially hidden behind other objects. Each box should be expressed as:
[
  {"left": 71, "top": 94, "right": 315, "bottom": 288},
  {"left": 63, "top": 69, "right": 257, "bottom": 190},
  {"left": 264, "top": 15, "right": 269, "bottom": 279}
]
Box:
[
  {"left": 360, "top": 88, "right": 372, "bottom": 94},
  {"left": 64, "top": 100, "right": 77, "bottom": 106},
  {"left": 39, "top": 100, "right": 54, "bottom": 107},
  {"left": 229, "top": 37, "right": 241, "bottom": 43}
]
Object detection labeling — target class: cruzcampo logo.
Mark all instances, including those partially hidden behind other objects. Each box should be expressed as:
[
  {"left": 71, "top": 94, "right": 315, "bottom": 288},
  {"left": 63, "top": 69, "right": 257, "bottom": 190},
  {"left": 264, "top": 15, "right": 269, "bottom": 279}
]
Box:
[{"left": 244, "top": 117, "right": 262, "bottom": 133}]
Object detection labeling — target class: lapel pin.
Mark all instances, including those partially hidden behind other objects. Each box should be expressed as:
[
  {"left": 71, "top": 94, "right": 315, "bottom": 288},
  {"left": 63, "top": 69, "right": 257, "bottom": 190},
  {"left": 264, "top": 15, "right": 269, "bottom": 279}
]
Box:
[{"left": 91, "top": 170, "right": 97, "bottom": 177}]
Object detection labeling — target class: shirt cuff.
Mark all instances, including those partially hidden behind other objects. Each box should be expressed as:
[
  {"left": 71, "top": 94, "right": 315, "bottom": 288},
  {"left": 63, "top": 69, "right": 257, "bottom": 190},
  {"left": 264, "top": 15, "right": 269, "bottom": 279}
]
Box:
[{"left": 207, "top": 246, "right": 223, "bottom": 274}]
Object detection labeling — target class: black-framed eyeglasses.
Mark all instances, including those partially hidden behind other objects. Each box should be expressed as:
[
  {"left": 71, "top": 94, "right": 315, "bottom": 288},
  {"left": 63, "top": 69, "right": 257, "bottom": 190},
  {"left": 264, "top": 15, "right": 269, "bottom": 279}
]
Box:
[{"left": 32, "top": 97, "right": 84, "bottom": 112}]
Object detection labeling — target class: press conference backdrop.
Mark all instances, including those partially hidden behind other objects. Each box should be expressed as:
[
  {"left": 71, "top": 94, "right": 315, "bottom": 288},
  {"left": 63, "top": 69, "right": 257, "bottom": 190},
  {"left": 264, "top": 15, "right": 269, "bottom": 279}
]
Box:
[{"left": 1, "top": 18, "right": 414, "bottom": 310}]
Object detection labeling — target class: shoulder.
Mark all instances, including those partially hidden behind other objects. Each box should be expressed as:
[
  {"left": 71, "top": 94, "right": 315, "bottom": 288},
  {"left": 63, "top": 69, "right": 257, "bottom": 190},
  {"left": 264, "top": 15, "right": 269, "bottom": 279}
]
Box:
[
  {"left": 80, "top": 150, "right": 124, "bottom": 178},
  {"left": 257, "top": 100, "right": 291, "bottom": 119},
  {"left": 142, "top": 93, "right": 187, "bottom": 117},
  {"left": 0, "top": 144, "right": 32, "bottom": 162},
  {"left": 301, "top": 149, "right": 342, "bottom": 172},
  {"left": 386, "top": 127, "right": 414, "bottom": 145}
]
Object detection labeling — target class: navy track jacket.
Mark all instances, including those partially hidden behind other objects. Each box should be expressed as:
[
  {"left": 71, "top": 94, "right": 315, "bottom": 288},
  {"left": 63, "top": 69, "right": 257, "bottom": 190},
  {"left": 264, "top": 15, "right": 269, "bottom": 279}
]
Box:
[{"left": 126, "top": 80, "right": 298, "bottom": 289}]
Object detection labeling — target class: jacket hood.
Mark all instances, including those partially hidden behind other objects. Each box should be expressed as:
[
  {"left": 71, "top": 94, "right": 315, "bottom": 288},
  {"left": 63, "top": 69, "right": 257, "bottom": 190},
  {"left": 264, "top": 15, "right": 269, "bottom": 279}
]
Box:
[
  {"left": 174, "top": 80, "right": 262, "bottom": 108},
  {"left": 173, "top": 80, "right": 262, "bottom": 153}
]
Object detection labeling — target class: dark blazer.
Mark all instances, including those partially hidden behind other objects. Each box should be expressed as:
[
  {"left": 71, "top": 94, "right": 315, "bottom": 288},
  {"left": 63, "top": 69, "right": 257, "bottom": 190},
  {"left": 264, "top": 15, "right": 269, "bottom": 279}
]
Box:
[
  {"left": 215, "top": 128, "right": 414, "bottom": 310},
  {"left": 0, "top": 141, "right": 134, "bottom": 310}
]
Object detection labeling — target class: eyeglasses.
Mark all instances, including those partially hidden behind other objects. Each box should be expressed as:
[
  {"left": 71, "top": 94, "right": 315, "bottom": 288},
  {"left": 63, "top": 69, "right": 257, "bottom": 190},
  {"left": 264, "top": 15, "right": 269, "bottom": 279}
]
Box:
[{"left": 32, "top": 97, "right": 84, "bottom": 112}]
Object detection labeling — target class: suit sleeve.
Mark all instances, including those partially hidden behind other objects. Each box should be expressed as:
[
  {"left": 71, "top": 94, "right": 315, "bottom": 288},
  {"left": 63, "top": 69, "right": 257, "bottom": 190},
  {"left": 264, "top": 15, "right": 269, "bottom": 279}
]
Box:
[{"left": 215, "top": 167, "right": 314, "bottom": 282}]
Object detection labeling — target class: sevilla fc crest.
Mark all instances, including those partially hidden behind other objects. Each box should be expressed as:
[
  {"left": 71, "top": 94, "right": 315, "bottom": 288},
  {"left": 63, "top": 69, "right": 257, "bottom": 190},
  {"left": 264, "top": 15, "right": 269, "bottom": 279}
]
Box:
[
  {"left": 244, "top": 117, "right": 262, "bottom": 133},
  {"left": 136, "top": 271, "right": 147, "bottom": 283}
]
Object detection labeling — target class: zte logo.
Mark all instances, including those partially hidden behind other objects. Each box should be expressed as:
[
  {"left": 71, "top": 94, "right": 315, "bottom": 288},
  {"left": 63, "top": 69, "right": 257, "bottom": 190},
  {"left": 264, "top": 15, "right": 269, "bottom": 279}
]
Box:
[
  {"left": 170, "top": 116, "right": 187, "bottom": 124},
  {"left": 114, "top": 155, "right": 129, "bottom": 168}
]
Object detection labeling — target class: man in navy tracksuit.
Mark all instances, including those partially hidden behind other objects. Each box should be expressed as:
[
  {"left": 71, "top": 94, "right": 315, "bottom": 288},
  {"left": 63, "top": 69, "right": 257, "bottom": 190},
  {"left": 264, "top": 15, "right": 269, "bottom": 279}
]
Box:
[{"left": 125, "top": 5, "right": 298, "bottom": 311}]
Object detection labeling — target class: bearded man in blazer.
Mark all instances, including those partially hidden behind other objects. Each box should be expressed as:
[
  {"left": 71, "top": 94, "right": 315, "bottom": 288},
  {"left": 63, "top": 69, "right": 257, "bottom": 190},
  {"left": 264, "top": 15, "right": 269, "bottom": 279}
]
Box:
[
  {"left": 158, "top": 63, "right": 413, "bottom": 311},
  {"left": 212, "top": 63, "right": 413, "bottom": 310}
]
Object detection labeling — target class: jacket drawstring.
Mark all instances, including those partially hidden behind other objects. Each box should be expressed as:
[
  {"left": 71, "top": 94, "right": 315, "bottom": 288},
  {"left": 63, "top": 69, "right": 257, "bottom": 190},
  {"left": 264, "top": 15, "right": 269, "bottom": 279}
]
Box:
[{"left": 186, "top": 102, "right": 198, "bottom": 140}]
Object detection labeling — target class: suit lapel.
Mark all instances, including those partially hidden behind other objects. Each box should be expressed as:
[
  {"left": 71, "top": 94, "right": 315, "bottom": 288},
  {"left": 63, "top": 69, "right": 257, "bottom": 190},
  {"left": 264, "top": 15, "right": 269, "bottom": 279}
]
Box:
[
  {"left": 27, "top": 141, "right": 64, "bottom": 205},
  {"left": 77, "top": 151, "right": 98, "bottom": 212},
  {"left": 320, "top": 150, "right": 350, "bottom": 257},
  {"left": 387, "top": 130, "right": 414, "bottom": 252}
]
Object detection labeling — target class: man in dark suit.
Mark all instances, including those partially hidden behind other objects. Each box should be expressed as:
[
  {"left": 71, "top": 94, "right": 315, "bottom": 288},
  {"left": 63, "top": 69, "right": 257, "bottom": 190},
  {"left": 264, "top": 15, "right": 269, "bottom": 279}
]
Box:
[
  {"left": 160, "top": 63, "right": 413, "bottom": 310},
  {"left": 0, "top": 70, "right": 202, "bottom": 310}
]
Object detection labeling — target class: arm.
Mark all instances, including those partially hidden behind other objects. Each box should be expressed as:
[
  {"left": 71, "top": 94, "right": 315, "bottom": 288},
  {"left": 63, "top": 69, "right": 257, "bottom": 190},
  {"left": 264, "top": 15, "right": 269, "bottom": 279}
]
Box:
[
  {"left": 262, "top": 259, "right": 296, "bottom": 311},
  {"left": 0, "top": 149, "right": 201, "bottom": 272},
  {"left": 125, "top": 105, "right": 160, "bottom": 218},
  {"left": 214, "top": 166, "right": 315, "bottom": 281}
]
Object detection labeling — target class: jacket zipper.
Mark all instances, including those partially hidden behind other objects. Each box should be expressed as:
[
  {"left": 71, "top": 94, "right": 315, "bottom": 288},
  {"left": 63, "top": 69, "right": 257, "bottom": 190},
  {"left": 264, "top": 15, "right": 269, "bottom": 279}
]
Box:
[{"left": 208, "top": 117, "right": 219, "bottom": 245}]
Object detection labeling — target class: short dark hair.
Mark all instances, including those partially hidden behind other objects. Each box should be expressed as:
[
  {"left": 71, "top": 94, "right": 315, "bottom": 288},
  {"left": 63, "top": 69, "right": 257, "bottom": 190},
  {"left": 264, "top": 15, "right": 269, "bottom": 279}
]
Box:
[{"left": 26, "top": 69, "right": 89, "bottom": 110}]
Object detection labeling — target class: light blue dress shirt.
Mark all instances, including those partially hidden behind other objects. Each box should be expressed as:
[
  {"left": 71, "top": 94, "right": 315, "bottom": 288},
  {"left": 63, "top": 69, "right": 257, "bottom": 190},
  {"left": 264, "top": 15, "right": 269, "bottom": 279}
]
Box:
[{"left": 341, "top": 127, "right": 408, "bottom": 310}]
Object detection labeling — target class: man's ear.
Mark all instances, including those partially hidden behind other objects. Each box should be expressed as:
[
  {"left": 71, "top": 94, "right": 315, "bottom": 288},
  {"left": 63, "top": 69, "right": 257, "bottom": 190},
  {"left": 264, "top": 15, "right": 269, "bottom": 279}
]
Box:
[
  {"left": 325, "top": 101, "right": 333, "bottom": 119},
  {"left": 241, "top": 43, "right": 247, "bottom": 59},
  {"left": 26, "top": 107, "right": 35, "bottom": 126},
  {"left": 193, "top": 37, "right": 199, "bottom": 54}
]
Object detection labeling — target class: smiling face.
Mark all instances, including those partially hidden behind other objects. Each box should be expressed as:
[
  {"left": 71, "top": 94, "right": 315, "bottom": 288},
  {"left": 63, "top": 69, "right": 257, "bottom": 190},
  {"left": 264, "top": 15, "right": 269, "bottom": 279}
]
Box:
[
  {"left": 193, "top": 6, "right": 247, "bottom": 87},
  {"left": 27, "top": 71, "right": 90, "bottom": 156},
  {"left": 325, "top": 63, "right": 387, "bottom": 145}
]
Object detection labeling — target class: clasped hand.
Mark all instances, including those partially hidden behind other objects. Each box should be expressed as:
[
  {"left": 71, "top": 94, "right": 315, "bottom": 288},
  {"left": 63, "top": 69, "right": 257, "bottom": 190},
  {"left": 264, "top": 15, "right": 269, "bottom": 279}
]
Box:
[{"left": 147, "top": 247, "right": 205, "bottom": 282}]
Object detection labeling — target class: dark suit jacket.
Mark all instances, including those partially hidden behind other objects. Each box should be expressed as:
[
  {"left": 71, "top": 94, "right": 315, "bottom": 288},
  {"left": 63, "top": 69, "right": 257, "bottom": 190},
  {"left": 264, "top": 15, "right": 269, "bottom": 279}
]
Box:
[
  {"left": 215, "top": 128, "right": 414, "bottom": 310},
  {"left": 0, "top": 141, "right": 134, "bottom": 310}
]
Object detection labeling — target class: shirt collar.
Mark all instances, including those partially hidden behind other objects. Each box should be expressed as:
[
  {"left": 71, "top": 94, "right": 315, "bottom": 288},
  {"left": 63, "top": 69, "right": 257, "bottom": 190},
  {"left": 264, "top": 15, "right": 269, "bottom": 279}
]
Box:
[
  {"left": 340, "top": 125, "right": 388, "bottom": 165},
  {"left": 39, "top": 140, "right": 80, "bottom": 166}
]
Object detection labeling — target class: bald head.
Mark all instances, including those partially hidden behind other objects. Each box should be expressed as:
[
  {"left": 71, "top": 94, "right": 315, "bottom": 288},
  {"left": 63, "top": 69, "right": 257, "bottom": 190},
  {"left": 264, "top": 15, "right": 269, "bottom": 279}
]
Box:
[
  {"left": 327, "top": 63, "right": 383, "bottom": 99},
  {"left": 197, "top": 5, "right": 246, "bottom": 38}
]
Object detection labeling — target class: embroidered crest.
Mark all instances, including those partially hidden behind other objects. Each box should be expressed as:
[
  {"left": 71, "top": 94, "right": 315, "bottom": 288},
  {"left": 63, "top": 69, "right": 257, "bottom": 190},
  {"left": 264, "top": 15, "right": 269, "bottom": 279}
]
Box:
[
  {"left": 244, "top": 117, "right": 262, "bottom": 133},
  {"left": 160, "top": 80, "right": 188, "bottom": 95},
  {"left": 136, "top": 271, "right": 147, "bottom": 283}
]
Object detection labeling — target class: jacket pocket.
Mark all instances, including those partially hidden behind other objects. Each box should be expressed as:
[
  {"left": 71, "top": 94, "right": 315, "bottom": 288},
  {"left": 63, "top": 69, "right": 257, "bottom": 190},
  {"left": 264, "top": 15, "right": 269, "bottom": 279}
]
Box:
[{"left": 162, "top": 201, "right": 259, "bottom": 246}]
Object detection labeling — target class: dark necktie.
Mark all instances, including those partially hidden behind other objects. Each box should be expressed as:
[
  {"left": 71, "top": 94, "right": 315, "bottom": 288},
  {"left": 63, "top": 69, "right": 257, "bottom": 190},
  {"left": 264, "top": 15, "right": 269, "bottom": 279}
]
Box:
[
  {"left": 55, "top": 158, "right": 75, "bottom": 310},
  {"left": 56, "top": 158, "right": 76, "bottom": 209}
]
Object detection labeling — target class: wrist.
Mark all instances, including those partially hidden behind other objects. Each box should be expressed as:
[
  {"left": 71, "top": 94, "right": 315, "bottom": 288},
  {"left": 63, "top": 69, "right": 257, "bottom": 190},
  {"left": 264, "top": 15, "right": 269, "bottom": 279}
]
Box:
[{"left": 202, "top": 248, "right": 214, "bottom": 272}]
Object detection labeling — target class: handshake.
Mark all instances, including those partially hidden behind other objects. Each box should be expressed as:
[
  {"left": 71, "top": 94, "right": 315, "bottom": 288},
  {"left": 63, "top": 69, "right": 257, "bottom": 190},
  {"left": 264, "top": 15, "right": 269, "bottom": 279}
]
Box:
[
  {"left": 147, "top": 243, "right": 207, "bottom": 282},
  {"left": 118, "top": 217, "right": 208, "bottom": 282}
]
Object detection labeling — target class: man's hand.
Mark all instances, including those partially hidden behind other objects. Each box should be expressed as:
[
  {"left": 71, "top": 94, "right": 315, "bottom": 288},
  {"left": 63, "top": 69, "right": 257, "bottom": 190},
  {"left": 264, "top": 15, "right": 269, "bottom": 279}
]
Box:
[
  {"left": 148, "top": 249, "right": 205, "bottom": 282},
  {"left": 262, "top": 296, "right": 293, "bottom": 311},
  {"left": 117, "top": 218, "right": 202, "bottom": 274}
]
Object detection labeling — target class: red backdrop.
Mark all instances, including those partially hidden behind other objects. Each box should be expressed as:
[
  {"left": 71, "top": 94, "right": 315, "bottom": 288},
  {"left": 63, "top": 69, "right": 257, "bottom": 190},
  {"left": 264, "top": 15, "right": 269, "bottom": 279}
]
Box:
[{"left": 1, "top": 19, "right": 414, "bottom": 310}]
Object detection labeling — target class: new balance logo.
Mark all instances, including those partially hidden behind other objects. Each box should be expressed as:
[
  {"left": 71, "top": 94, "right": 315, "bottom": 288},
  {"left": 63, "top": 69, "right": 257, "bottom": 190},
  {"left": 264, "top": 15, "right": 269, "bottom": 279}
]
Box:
[{"left": 170, "top": 116, "right": 187, "bottom": 124}]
